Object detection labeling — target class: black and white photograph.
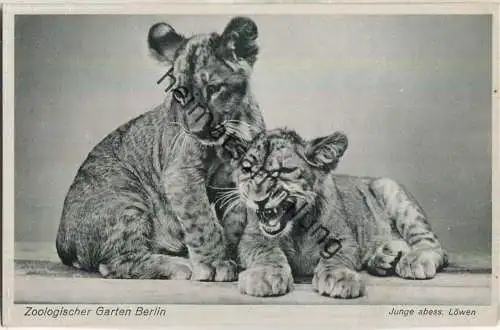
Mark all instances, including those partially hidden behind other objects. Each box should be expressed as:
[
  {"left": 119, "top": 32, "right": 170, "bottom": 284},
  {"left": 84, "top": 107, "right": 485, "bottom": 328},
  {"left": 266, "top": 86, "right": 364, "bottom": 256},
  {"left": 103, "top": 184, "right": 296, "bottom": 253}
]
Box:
[{"left": 2, "top": 2, "right": 498, "bottom": 327}]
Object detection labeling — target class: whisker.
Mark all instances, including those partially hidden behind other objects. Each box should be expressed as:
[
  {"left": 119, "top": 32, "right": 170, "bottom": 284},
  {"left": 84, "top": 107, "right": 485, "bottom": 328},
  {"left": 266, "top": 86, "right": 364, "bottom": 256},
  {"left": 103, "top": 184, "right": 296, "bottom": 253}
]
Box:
[
  {"left": 226, "top": 126, "right": 259, "bottom": 140},
  {"left": 225, "top": 125, "right": 253, "bottom": 142},
  {"left": 223, "top": 199, "right": 242, "bottom": 219},
  {"left": 214, "top": 190, "right": 240, "bottom": 207},
  {"left": 170, "top": 130, "right": 183, "bottom": 153},
  {"left": 220, "top": 197, "right": 239, "bottom": 207},
  {"left": 176, "top": 131, "right": 188, "bottom": 153},
  {"left": 216, "top": 191, "right": 240, "bottom": 204},
  {"left": 225, "top": 120, "right": 261, "bottom": 132},
  {"left": 184, "top": 135, "right": 192, "bottom": 151},
  {"left": 238, "top": 184, "right": 250, "bottom": 202},
  {"left": 225, "top": 122, "right": 254, "bottom": 132},
  {"left": 180, "top": 132, "right": 193, "bottom": 152},
  {"left": 208, "top": 185, "right": 237, "bottom": 191},
  {"left": 165, "top": 121, "right": 182, "bottom": 127},
  {"left": 215, "top": 188, "right": 239, "bottom": 196},
  {"left": 187, "top": 133, "right": 200, "bottom": 149},
  {"left": 219, "top": 195, "right": 241, "bottom": 210}
]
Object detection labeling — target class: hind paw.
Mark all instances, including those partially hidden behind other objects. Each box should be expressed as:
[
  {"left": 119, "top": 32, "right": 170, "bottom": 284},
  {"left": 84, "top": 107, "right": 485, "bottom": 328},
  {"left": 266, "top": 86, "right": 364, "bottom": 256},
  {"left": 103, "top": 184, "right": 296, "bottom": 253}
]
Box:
[
  {"left": 366, "top": 241, "right": 410, "bottom": 276},
  {"left": 168, "top": 262, "right": 192, "bottom": 280},
  {"left": 395, "top": 250, "right": 439, "bottom": 280},
  {"left": 191, "top": 259, "right": 238, "bottom": 282},
  {"left": 99, "top": 256, "right": 193, "bottom": 280}
]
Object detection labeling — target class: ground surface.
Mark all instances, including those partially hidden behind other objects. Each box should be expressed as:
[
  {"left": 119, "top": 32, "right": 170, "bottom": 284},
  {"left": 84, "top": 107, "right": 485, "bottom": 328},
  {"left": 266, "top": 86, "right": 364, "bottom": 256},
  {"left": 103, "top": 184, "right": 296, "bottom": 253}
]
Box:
[{"left": 14, "top": 242, "right": 493, "bottom": 305}]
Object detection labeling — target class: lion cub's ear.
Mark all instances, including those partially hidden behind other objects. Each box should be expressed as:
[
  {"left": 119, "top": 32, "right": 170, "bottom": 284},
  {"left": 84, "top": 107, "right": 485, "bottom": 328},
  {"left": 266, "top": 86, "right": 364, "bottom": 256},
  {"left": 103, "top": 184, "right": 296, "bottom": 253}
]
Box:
[
  {"left": 148, "top": 22, "right": 186, "bottom": 64},
  {"left": 304, "top": 132, "right": 348, "bottom": 171},
  {"left": 216, "top": 16, "right": 259, "bottom": 68}
]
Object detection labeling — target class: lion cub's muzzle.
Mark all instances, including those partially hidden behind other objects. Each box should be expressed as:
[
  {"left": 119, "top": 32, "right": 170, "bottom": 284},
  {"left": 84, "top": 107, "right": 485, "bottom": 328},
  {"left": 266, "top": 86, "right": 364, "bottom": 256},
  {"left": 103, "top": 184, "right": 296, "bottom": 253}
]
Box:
[
  {"left": 174, "top": 87, "right": 227, "bottom": 142},
  {"left": 181, "top": 104, "right": 226, "bottom": 140},
  {"left": 255, "top": 197, "right": 297, "bottom": 237}
]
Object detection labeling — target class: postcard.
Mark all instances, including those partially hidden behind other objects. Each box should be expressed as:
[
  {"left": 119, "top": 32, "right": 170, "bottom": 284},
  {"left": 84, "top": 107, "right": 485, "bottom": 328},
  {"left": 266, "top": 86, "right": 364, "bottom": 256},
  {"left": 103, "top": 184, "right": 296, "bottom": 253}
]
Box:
[{"left": 2, "top": 2, "right": 498, "bottom": 327}]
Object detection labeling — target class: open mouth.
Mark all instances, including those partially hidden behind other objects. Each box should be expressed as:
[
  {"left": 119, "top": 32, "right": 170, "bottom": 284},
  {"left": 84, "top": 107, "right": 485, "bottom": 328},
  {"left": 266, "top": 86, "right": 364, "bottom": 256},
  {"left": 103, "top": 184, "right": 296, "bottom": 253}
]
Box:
[{"left": 256, "top": 200, "right": 297, "bottom": 236}]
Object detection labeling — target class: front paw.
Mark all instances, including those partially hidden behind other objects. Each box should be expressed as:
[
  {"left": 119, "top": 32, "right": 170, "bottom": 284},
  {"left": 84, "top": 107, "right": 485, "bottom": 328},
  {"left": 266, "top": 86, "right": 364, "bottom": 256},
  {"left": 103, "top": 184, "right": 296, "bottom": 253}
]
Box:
[
  {"left": 191, "top": 259, "right": 238, "bottom": 282},
  {"left": 238, "top": 266, "right": 294, "bottom": 297},
  {"left": 395, "top": 250, "right": 439, "bottom": 280},
  {"left": 366, "top": 240, "right": 410, "bottom": 276},
  {"left": 313, "top": 267, "right": 365, "bottom": 299}
]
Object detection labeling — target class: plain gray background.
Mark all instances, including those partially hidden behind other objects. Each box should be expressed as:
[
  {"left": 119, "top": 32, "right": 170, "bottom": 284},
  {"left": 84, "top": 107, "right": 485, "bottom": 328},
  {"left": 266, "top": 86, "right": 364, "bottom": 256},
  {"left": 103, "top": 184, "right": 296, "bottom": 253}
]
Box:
[{"left": 14, "top": 15, "right": 492, "bottom": 257}]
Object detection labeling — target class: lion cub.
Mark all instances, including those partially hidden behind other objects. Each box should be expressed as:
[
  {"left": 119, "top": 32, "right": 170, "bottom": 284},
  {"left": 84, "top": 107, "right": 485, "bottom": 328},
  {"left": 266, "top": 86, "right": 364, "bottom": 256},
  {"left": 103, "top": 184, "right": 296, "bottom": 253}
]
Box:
[
  {"left": 56, "top": 17, "right": 264, "bottom": 281},
  {"left": 228, "top": 128, "right": 447, "bottom": 298}
]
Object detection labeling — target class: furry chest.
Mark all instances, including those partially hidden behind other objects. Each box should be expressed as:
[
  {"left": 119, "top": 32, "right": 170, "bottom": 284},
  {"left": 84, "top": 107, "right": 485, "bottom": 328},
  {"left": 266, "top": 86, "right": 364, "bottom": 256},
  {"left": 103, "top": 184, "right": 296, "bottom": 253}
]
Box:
[
  {"left": 284, "top": 222, "right": 345, "bottom": 277},
  {"left": 285, "top": 231, "right": 323, "bottom": 277}
]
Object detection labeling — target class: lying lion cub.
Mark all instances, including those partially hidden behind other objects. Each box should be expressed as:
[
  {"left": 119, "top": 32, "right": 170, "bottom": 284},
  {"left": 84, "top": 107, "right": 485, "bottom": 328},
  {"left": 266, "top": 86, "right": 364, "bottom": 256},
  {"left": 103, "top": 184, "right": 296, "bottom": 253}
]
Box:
[{"left": 226, "top": 128, "right": 447, "bottom": 298}]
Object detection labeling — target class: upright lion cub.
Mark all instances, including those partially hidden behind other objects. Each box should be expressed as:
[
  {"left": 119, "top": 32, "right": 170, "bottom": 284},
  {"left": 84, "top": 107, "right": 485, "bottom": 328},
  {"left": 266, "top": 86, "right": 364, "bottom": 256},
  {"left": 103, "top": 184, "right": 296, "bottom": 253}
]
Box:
[
  {"left": 230, "top": 128, "right": 447, "bottom": 298},
  {"left": 56, "top": 17, "right": 265, "bottom": 280}
]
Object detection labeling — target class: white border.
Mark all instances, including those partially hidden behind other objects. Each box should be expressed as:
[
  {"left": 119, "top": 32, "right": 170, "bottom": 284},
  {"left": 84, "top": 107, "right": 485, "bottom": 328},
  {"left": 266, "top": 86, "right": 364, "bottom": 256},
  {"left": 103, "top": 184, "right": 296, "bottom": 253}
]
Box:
[
  {"left": 2, "top": 2, "right": 499, "bottom": 327},
  {"left": 1, "top": 2, "right": 499, "bottom": 15}
]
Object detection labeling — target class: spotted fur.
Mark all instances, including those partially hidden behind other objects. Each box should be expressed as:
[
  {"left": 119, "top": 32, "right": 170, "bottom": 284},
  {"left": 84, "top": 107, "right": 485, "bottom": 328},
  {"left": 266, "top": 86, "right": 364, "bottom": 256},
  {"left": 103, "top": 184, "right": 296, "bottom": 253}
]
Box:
[
  {"left": 230, "top": 128, "right": 448, "bottom": 298},
  {"left": 56, "top": 17, "right": 265, "bottom": 280}
]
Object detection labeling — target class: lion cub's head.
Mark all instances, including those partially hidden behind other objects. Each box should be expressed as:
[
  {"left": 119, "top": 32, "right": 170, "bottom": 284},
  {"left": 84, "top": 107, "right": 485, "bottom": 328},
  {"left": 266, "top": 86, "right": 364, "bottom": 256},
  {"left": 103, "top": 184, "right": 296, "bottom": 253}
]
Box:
[
  {"left": 233, "top": 128, "right": 348, "bottom": 237},
  {"left": 148, "top": 17, "right": 264, "bottom": 148}
]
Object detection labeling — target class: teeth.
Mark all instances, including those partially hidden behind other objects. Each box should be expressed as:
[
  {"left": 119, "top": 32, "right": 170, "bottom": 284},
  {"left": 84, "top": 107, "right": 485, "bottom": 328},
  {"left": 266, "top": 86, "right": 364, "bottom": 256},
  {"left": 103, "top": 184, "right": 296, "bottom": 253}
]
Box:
[
  {"left": 268, "top": 219, "right": 280, "bottom": 227},
  {"left": 258, "top": 207, "right": 280, "bottom": 219}
]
